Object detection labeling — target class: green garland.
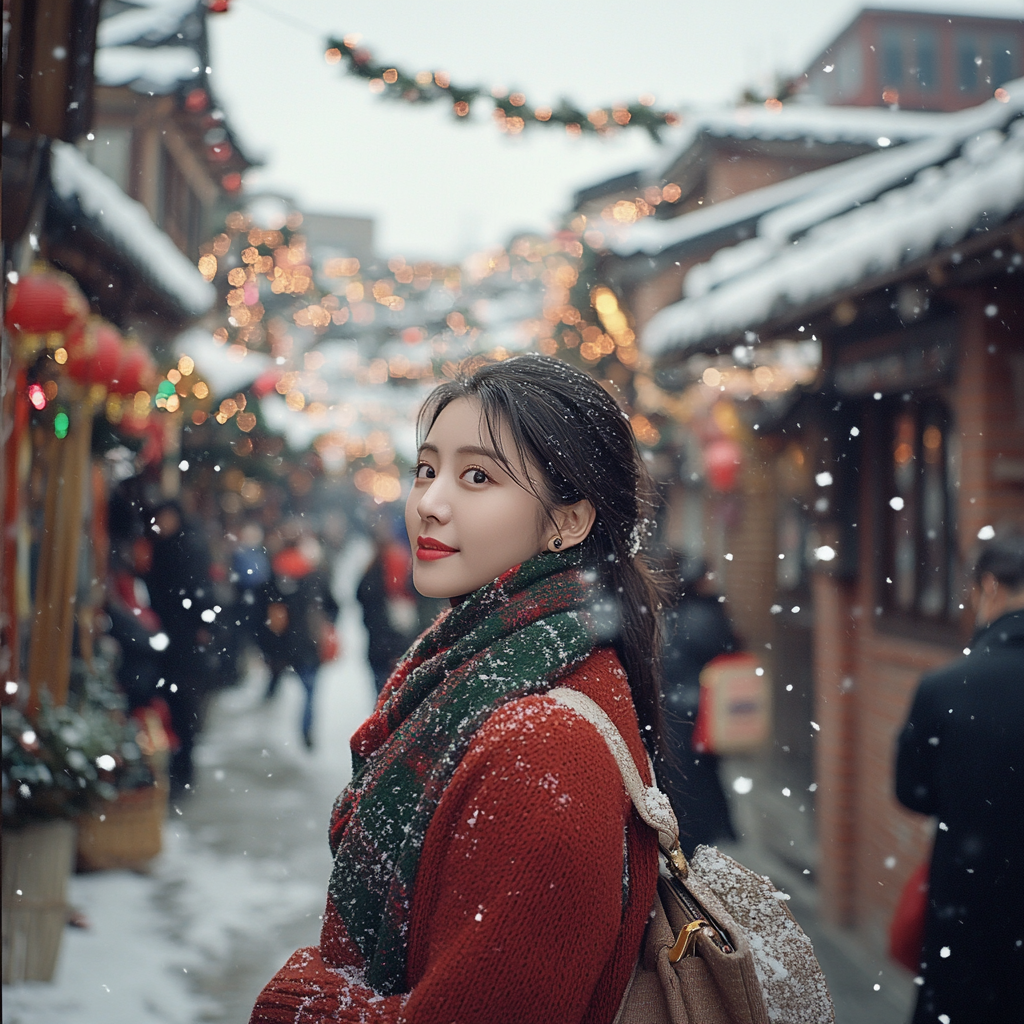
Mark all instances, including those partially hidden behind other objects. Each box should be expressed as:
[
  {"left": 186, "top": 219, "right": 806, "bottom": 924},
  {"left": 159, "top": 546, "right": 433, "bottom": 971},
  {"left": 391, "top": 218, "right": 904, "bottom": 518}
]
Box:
[{"left": 326, "top": 36, "right": 680, "bottom": 141}]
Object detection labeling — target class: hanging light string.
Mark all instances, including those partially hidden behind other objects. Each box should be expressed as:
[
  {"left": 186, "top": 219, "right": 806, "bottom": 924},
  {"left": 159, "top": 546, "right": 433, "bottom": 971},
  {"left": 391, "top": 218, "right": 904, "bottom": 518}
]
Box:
[{"left": 324, "top": 35, "right": 681, "bottom": 140}]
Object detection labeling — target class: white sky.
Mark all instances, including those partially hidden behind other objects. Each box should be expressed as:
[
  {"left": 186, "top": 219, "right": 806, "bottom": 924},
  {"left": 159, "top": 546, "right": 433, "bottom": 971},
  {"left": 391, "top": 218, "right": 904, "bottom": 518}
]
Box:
[{"left": 209, "top": 0, "right": 1024, "bottom": 260}]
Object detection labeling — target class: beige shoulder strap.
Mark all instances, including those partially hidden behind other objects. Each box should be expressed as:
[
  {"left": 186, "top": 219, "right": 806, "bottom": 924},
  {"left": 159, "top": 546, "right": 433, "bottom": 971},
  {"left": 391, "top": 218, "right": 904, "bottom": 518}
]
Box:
[{"left": 547, "top": 686, "right": 679, "bottom": 855}]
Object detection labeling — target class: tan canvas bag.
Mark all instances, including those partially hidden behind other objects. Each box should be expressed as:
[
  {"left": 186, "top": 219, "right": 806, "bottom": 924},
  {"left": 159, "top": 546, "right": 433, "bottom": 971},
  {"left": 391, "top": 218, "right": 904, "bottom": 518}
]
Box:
[{"left": 548, "top": 688, "right": 834, "bottom": 1024}]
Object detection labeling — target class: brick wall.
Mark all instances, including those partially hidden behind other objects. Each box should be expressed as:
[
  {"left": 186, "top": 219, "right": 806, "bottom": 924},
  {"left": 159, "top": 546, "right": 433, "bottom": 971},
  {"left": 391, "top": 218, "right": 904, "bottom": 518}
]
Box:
[{"left": 813, "top": 282, "right": 1024, "bottom": 953}]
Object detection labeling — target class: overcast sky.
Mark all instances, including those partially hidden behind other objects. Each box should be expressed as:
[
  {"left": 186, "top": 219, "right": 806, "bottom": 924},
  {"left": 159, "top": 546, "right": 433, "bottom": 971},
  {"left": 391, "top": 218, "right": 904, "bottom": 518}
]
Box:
[{"left": 209, "top": 0, "right": 1024, "bottom": 260}]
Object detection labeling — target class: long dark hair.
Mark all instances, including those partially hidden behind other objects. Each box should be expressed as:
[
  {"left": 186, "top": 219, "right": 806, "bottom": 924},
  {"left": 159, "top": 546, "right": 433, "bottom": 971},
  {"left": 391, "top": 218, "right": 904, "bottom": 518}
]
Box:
[{"left": 418, "top": 354, "right": 665, "bottom": 757}]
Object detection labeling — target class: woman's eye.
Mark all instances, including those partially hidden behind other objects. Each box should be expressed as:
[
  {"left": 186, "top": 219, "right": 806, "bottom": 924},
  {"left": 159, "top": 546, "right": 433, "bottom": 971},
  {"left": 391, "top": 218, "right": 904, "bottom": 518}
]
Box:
[
  {"left": 414, "top": 463, "right": 435, "bottom": 479},
  {"left": 462, "top": 468, "right": 489, "bottom": 485}
]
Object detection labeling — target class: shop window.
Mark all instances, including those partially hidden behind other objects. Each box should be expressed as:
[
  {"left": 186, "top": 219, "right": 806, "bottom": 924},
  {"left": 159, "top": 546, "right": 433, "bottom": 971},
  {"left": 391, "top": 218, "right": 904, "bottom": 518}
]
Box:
[
  {"left": 957, "top": 36, "right": 980, "bottom": 93},
  {"left": 884, "top": 400, "right": 956, "bottom": 621},
  {"left": 992, "top": 38, "right": 1016, "bottom": 88},
  {"left": 880, "top": 30, "right": 903, "bottom": 89},
  {"left": 915, "top": 32, "right": 938, "bottom": 91}
]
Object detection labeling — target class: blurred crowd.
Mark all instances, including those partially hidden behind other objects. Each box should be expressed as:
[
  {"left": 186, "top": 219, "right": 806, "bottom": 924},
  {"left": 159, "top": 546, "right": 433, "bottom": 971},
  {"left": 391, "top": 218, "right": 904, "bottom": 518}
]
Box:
[{"left": 99, "top": 483, "right": 345, "bottom": 799}]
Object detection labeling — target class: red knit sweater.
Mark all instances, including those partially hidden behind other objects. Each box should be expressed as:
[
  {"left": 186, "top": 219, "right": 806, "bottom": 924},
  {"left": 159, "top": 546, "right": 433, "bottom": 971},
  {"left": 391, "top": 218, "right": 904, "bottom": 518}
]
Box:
[{"left": 251, "top": 647, "right": 658, "bottom": 1024}]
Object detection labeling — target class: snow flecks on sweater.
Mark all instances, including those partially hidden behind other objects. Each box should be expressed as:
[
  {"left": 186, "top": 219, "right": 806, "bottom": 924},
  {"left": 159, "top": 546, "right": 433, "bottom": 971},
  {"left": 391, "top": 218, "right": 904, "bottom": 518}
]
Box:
[{"left": 251, "top": 648, "right": 659, "bottom": 1024}]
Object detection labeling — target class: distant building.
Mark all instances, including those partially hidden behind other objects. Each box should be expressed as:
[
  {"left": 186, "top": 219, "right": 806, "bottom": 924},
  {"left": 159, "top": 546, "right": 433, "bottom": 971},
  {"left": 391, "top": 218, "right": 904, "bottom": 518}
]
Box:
[
  {"left": 302, "top": 213, "right": 376, "bottom": 271},
  {"left": 796, "top": 6, "right": 1024, "bottom": 112}
]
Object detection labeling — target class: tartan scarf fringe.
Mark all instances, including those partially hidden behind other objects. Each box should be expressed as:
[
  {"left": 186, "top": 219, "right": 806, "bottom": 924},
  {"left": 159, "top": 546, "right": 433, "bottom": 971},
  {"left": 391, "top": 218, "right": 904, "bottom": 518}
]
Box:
[{"left": 327, "top": 549, "right": 600, "bottom": 995}]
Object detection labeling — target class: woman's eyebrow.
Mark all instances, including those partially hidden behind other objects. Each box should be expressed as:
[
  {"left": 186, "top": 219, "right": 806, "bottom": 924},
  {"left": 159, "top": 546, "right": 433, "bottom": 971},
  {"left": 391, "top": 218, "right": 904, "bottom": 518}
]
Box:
[
  {"left": 417, "top": 443, "right": 439, "bottom": 456},
  {"left": 456, "top": 444, "right": 503, "bottom": 462}
]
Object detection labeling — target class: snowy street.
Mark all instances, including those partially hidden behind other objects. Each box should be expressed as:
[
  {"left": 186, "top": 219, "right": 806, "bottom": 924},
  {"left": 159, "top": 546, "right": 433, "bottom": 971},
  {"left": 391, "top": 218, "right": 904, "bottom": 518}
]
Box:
[
  {"left": 3, "top": 543, "right": 377, "bottom": 1024},
  {"left": 4, "top": 539, "right": 914, "bottom": 1024}
]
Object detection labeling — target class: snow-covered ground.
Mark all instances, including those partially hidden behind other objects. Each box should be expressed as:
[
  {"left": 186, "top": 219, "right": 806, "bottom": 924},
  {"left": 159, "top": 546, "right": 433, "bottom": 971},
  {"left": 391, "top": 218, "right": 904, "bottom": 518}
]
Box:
[{"left": 3, "top": 540, "right": 377, "bottom": 1024}]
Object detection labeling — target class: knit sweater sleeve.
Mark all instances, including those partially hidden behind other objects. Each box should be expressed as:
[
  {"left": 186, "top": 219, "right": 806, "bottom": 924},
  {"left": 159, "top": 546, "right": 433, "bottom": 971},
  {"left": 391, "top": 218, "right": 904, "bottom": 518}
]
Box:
[{"left": 401, "top": 693, "right": 636, "bottom": 1024}]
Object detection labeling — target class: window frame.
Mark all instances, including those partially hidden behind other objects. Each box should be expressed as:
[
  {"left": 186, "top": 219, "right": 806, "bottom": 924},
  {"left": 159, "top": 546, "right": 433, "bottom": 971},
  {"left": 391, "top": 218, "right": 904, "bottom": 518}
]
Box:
[{"left": 878, "top": 395, "right": 960, "bottom": 637}]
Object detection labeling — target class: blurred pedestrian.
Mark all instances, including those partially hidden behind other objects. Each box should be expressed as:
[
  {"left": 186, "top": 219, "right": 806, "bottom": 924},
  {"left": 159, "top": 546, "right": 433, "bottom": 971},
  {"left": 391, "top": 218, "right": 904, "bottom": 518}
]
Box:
[
  {"left": 106, "top": 541, "right": 164, "bottom": 712},
  {"left": 232, "top": 521, "right": 271, "bottom": 642},
  {"left": 259, "top": 531, "right": 339, "bottom": 747},
  {"left": 895, "top": 534, "right": 1024, "bottom": 1024},
  {"left": 144, "top": 500, "right": 216, "bottom": 798},
  {"left": 356, "top": 517, "right": 417, "bottom": 693},
  {"left": 659, "top": 555, "right": 737, "bottom": 854}
]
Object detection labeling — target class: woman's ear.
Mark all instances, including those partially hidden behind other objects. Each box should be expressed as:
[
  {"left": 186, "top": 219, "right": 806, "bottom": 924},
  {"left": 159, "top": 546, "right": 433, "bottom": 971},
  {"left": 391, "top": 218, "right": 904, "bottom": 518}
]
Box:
[{"left": 546, "top": 499, "right": 596, "bottom": 552}]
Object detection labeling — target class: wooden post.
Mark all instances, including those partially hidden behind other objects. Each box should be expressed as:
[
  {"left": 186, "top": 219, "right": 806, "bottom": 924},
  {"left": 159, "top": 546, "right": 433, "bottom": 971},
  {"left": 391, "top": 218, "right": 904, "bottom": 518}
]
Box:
[{"left": 26, "top": 399, "right": 91, "bottom": 711}]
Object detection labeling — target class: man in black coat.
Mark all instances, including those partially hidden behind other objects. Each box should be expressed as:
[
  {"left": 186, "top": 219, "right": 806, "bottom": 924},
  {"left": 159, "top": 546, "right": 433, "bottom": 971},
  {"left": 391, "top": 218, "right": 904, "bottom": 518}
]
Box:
[{"left": 896, "top": 535, "right": 1024, "bottom": 1024}]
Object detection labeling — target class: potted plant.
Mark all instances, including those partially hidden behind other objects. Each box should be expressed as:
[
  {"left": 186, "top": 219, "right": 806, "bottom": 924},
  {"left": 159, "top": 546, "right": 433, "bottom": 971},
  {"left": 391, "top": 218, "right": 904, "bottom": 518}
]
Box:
[{"left": 1, "top": 657, "right": 155, "bottom": 983}]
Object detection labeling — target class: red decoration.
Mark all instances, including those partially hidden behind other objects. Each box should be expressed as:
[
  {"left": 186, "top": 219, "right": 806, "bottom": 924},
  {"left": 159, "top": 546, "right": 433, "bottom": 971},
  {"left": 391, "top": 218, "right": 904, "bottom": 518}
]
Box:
[
  {"left": 207, "top": 0, "right": 230, "bottom": 11},
  {"left": 208, "top": 142, "right": 233, "bottom": 162},
  {"left": 221, "top": 172, "right": 242, "bottom": 192},
  {"left": 185, "top": 88, "right": 209, "bottom": 113},
  {"left": 110, "top": 344, "right": 156, "bottom": 395},
  {"left": 66, "top": 321, "right": 123, "bottom": 387},
  {"left": 704, "top": 437, "right": 743, "bottom": 492},
  {"left": 5, "top": 272, "right": 88, "bottom": 335},
  {"left": 63, "top": 322, "right": 88, "bottom": 357},
  {"left": 252, "top": 368, "right": 282, "bottom": 397}
]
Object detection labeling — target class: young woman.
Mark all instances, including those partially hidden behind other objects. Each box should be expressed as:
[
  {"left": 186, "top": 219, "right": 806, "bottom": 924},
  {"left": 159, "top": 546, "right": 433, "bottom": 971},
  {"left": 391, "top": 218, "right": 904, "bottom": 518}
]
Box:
[{"left": 251, "top": 354, "right": 665, "bottom": 1024}]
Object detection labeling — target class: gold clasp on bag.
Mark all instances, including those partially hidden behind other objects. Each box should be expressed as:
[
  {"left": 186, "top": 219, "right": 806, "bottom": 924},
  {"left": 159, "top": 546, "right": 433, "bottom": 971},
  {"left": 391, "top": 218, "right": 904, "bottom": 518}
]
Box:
[
  {"left": 669, "top": 919, "right": 707, "bottom": 963},
  {"left": 666, "top": 843, "right": 689, "bottom": 881}
]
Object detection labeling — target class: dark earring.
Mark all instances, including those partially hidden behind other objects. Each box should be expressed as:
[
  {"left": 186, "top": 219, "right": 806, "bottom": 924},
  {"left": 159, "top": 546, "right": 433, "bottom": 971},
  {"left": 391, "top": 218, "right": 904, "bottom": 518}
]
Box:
[{"left": 552, "top": 537, "right": 563, "bottom": 550}]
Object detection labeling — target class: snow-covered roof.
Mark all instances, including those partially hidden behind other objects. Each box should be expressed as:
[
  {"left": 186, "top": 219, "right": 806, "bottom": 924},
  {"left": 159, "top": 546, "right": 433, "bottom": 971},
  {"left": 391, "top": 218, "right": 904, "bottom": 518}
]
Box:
[
  {"left": 94, "top": 0, "right": 205, "bottom": 94},
  {"left": 95, "top": 46, "right": 202, "bottom": 92},
  {"left": 51, "top": 142, "right": 215, "bottom": 316},
  {"left": 642, "top": 83, "right": 1024, "bottom": 356},
  {"left": 604, "top": 105, "right": 948, "bottom": 258},
  {"left": 97, "top": 0, "right": 199, "bottom": 48},
  {"left": 667, "top": 103, "right": 941, "bottom": 162}
]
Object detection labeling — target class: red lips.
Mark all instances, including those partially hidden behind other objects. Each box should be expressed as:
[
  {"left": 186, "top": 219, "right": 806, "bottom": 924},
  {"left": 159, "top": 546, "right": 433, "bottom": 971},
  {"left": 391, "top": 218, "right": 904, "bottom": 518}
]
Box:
[{"left": 416, "top": 536, "right": 458, "bottom": 561}]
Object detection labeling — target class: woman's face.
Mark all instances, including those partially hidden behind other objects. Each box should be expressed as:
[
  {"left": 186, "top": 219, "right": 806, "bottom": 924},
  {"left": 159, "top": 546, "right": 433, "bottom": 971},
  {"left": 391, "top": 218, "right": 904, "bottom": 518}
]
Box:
[{"left": 405, "top": 397, "right": 549, "bottom": 599}]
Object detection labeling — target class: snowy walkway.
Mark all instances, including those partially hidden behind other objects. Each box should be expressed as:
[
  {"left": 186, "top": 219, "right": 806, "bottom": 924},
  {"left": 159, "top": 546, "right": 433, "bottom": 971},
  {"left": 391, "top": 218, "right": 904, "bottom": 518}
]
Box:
[{"left": 3, "top": 540, "right": 377, "bottom": 1024}]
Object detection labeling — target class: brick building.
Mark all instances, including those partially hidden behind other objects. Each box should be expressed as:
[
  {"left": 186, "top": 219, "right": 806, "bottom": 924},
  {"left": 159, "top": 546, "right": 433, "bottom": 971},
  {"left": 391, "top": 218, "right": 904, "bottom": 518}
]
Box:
[
  {"left": 641, "top": 85, "right": 1024, "bottom": 949},
  {"left": 568, "top": 2, "right": 1024, "bottom": 954},
  {"left": 796, "top": 5, "right": 1024, "bottom": 112}
]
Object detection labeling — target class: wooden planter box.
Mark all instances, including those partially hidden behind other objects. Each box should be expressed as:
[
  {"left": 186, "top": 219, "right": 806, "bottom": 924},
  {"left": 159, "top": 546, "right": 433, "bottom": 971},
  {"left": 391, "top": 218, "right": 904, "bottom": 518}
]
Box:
[
  {"left": 76, "top": 778, "right": 167, "bottom": 873},
  {"left": 2, "top": 820, "right": 76, "bottom": 983}
]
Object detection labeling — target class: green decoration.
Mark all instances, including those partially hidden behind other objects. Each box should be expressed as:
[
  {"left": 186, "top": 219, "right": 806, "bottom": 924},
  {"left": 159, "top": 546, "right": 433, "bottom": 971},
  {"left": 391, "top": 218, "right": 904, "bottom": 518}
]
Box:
[{"left": 325, "top": 36, "right": 680, "bottom": 141}]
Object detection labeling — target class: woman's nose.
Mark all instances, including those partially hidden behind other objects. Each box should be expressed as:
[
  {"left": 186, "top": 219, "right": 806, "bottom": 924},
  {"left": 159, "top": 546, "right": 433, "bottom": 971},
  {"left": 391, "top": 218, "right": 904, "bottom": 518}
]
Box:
[{"left": 416, "top": 477, "right": 452, "bottom": 524}]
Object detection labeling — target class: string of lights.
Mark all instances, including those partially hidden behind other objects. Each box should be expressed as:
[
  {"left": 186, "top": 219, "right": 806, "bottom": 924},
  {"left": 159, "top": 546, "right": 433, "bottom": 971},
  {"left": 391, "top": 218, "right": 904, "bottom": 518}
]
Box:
[{"left": 324, "top": 35, "right": 681, "bottom": 140}]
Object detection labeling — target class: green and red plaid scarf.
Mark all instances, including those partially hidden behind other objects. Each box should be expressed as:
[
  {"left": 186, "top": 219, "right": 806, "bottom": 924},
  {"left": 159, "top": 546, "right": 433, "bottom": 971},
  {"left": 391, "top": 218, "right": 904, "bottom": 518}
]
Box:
[{"left": 327, "top": 548, "right": 599, "bottom": 995}]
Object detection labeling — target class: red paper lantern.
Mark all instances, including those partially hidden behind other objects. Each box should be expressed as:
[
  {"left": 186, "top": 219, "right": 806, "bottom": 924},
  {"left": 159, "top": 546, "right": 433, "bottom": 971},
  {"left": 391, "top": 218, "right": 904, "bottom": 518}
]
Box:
[
  {"left": 110, "top": 344, "right": 156, "bottom": 395},
  {"left": 5, "top": 272, "right": 88, "bottom": 335},
  {"left": 62, "top": 322, "right": 87, "bottom": 357},
  {"left": 66, "top": 322, "right": 123, "bottom": 387},
  {"left": 704, "top": 438, "right": 743, "bottom": 493}
]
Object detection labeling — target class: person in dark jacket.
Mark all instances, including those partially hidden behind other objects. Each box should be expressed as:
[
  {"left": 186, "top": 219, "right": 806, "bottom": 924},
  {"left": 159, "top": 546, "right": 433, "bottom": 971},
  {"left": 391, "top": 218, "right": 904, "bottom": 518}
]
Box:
[
  {"left": 356, "top": 521, "right": 417, "bottom": 694},
  {"left": 259, "top": 533, "right": 339, "bottom": 747},
  {"left": 895, "top": 534, "right": 1024, "bottom": 1024},
  {"left": 660, "top": 556, "right": 737, "bottom": 854},
  {"left": 144, "top": 501, "right": 218, "bottom": 797}
]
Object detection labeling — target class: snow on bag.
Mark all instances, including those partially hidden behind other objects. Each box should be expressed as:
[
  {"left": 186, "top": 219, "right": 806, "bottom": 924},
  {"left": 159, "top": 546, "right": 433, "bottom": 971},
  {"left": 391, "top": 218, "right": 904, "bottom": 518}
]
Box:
[{"left": 548, "top": 688, "right": 834, "bottom": 1024}]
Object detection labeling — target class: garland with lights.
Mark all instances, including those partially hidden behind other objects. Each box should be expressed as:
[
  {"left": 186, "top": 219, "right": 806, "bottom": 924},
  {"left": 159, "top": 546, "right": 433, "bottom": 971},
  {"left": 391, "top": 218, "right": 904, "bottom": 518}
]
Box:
[{"left": 324, "top": 36, "right": 680, "bottom": 140}]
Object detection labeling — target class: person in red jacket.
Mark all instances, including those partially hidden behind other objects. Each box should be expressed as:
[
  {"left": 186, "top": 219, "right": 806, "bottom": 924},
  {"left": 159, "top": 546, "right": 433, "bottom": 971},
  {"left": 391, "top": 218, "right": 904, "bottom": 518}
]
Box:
[{"left": 251, "top": 355, "right": 666, "bottom": 1024}]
